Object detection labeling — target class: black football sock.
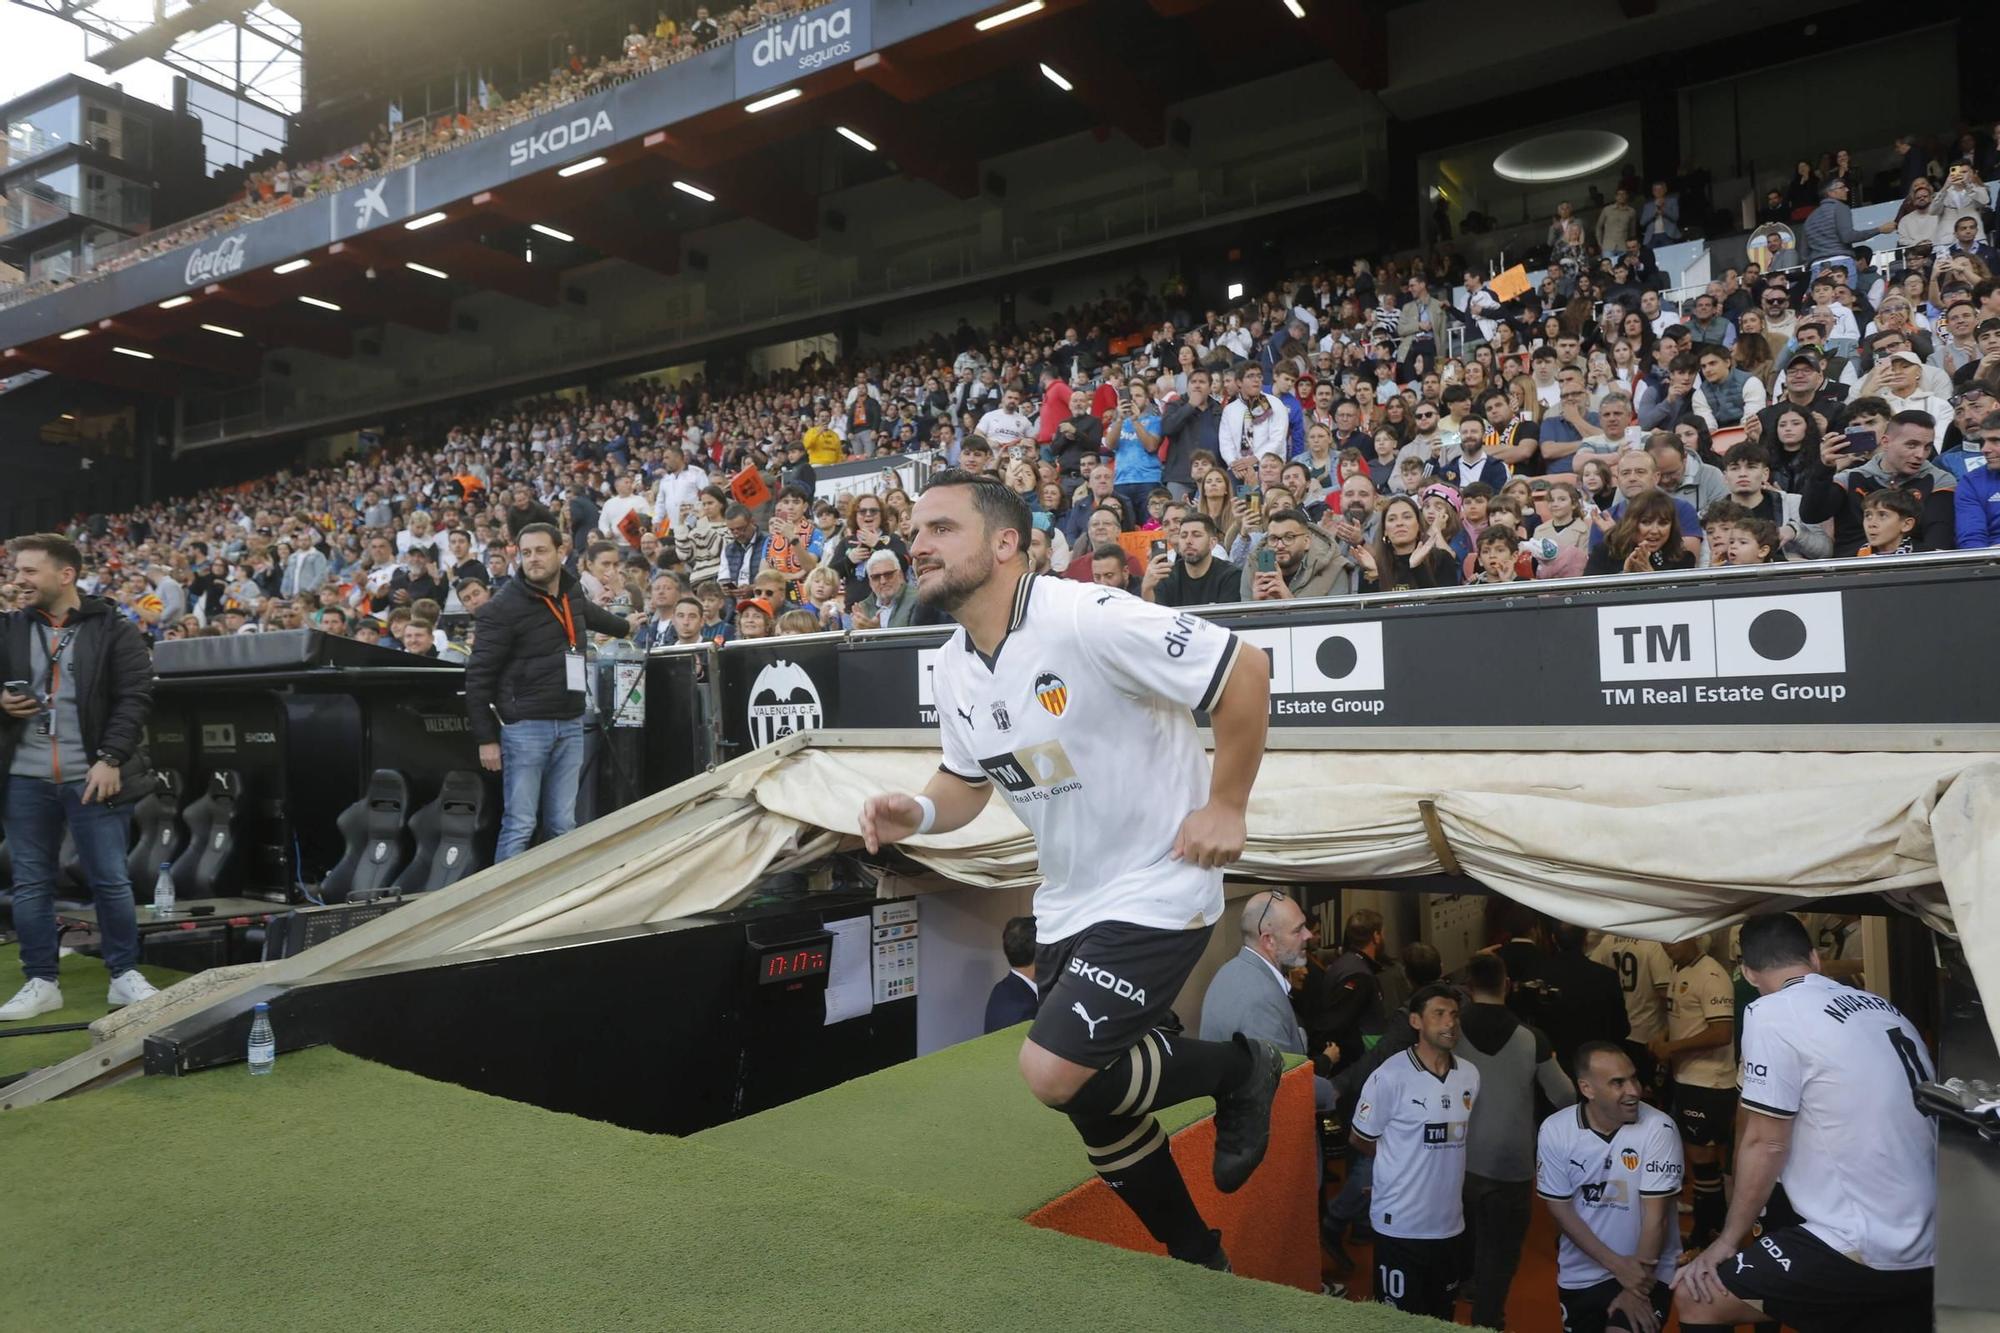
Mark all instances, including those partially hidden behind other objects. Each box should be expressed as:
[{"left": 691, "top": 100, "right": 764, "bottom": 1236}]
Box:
[
  {"left": 1059, "top": 1029, "right": 1255, "bottom": 1121},
  {"left": 1690, "top": 1159, "right": 1726, "bottom": 1241},
  {"left": 1072, "top": 1111, "right": 1214, "bottom": 1262}
]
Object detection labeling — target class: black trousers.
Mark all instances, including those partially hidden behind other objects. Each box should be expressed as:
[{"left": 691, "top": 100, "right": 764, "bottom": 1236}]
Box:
[{"left": 1460, "top": 1172, "right": 1533, "bottom": 1328}]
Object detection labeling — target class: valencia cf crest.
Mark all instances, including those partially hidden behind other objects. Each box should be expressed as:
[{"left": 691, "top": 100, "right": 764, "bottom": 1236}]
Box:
[
  {"left": 1462, "top": 1090, "right": 1474, "bottom": 1109},
  {"left": 1621, "top": 1148, "right": 1639, "bottom": 1171},
  {"left": 1035, "top": 671, "right": 1069, "bottom": 717}
]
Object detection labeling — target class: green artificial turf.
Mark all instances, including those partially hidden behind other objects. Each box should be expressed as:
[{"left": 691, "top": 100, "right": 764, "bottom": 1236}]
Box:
[
  {"left": 0, "top": 1046, "right": 1452, "bottom": 1332},
  {"left": 699, "top": 1024, "right": 1217, "bottom": 1216},
  {"left": 0, "top": 943, "right": 188, "bottom": 1079}
]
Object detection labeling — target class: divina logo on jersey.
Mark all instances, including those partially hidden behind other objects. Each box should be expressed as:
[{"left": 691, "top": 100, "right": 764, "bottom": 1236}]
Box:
[{"left": 1034, "top": 671, "right": 1069, "bottom": 716}]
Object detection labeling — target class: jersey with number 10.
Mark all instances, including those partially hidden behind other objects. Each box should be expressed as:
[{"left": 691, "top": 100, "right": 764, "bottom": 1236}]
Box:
[
  {"left": 1352, "top": 1049, "right": 1482, "bottom": 1240},
  {"left": 1738, "top": 972, "right": 1936, "bottom": 1270}
]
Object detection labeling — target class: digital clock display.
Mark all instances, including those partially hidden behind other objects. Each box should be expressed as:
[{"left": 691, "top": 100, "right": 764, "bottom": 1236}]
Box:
[{"left": 757, "top": 943, "right": 831, "bottom": 985}]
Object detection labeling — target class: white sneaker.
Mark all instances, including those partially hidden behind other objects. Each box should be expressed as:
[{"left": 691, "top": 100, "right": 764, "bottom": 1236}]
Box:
[
  {"left": 106, "top": 971, "right": 159, "bottom": 1009},
  {"left": 0, "top": 978, "right": 63, "bottom": 1021}
]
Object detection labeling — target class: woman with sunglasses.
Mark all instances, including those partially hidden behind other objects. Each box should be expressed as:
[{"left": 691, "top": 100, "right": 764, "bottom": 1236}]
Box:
[{"left": 828, "top": 494, "right": 909, "bottom": 604}]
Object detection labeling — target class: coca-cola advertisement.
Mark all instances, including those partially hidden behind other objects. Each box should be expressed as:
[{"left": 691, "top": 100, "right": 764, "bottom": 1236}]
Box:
[{"left": 183, "top": 233, "right": 248, "bottom": 286}]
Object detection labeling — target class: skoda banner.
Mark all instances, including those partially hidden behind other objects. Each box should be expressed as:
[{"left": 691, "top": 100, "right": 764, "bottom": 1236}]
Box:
[{"left": 714, "top": 561, "right": 2000, "bottom": 753}]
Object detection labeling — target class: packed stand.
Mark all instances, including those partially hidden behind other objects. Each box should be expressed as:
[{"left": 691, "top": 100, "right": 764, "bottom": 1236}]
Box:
[
  {"left": 0, "top": 1, "right": 821, "bottom": 308},
  {"left": 6, "top": 127, "right": 2000, "bottom": 645}
]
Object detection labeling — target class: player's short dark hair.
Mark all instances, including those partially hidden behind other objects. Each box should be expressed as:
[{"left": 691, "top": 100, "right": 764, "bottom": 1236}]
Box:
[
  {"left": 1264, "top": 507, "right": 1311, "bottom": 530},
  {"left": 1550, "top": 922, "right": 1588, "bottom": 952},
  {"left": 777, "top": 484, "right": 812, "bottom": 505},
  {"left": 1476, "top": 527, "right": 1516, "bottom": 553},
  {"left": 1573, "top": 1039, "right": 1631, "bottom": 1081},
  {"left": 6, "top": 533, "right": 82, "bottom": 572},
  {"left": 1738, "top": 912, "right": 1814, "bottom": 971},
  {"left": 516, "top": 522, "right": 560, "bottom": 548},
  {"left": 1408, "top": 981, "right": 1461, "bottom": 1016},
  {"left": 1463, "top": 952, "right": 1506, "bottom": 994},
  {"left": 1402, "top": 941, "right": 1442, "bottom": 987},
  {"left": 1181, "top": 511, "right": 1219, "bottom": 537},
  {"left": 1091, "top": 542, "right": 1126, "bottom": 563},
  {"left": 1888, "top": 409, "right": 1937, "bottom": 436},
  {"left": 674, "top": 596, "right": 703, "bottom": 614},
  {"left": 922, "top": 467, "right": 1032, "bottom": 558},
  {"left": 1001, "top": 916, "right": 1037, "bottom": 968},
  {"left": 1343, "top": 909, "right": 1383, "bottom": 951}
]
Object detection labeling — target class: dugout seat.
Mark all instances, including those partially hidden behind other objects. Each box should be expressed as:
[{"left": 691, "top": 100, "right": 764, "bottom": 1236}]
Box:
[
  {"left": 127, "top": 770, "right": 187, "bottom": 896},
  {"left": 322, "top": 770, "right": 411, "bottom": 904},
  {"left": 170, "top": 770, "right": 246, "bottom": 899},
  {"left": 400, "top": 770, "right": 490, "bottom": 893}
]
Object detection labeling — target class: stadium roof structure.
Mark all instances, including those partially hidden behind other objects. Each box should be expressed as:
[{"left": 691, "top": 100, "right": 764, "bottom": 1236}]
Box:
[
  {"left": 9, "top": 0, "right": 305, "bottom": 114},
  {"left": 0, "top": 0, "right": 1380, "bottom": 398}
]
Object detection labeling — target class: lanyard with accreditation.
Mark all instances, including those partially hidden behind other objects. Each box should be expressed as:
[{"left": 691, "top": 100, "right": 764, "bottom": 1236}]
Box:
[{"left": 538, "top": 590, "right": 588, "bottom": 692}]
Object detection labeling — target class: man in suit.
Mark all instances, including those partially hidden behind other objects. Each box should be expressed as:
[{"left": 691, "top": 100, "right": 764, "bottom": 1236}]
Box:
[
  {"left": 853, "top": 550, "right": 920, "bottom": 629},
  {"left": 1200, "top": 889, "right": 1347, "bottom": 1293},
  {"left": 982, "top": 915, "right": 1040, "bottom": 1033},
  {"left": 1395, "top": 274, "right": 1451, "bottom": 367}
]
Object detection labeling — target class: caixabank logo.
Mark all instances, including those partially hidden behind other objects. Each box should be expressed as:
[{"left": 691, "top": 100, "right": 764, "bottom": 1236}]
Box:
[{"left": 1595, "top": 592, "right": 1849, "bottom": 707}]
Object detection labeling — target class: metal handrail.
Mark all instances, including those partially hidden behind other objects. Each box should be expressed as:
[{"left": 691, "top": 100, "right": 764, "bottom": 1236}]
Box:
[{"left": 811, "top": 548, "right": 2000, "bottom": 648}]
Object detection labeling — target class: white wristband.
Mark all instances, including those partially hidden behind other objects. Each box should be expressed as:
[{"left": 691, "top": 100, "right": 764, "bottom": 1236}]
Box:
[{"left": 912, "top": 795, "right": 937, "bottom": 836}]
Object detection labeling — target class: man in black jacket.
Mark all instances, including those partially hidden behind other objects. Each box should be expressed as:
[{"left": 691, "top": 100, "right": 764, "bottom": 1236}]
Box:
[
  {"left": 465, "top": 524, "right": 635, "bottom": 861},
  {"left": 1159, "top": 368, "right": 1223, "bottom": 499},
  {"left": 0, "top": 534, "right": 158, "bottom": 1021}
]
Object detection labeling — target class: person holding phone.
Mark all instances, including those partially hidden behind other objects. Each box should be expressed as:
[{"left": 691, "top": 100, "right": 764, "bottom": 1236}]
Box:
[
  {"left": 0, "top": 534, "right": 160, "bottom": 1021},
  {"left": 1240, "top": 509, "right": 1353, "bottom": 601},
  {"left": 1799, "top": 408, "right": 1959, "bottom": 556},
  {"left": 1108, "top": 379, "right": 1164, "bottom": 518}
]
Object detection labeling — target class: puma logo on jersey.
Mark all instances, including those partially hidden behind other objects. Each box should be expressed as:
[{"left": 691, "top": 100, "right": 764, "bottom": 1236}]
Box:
[
  {"left": 1068, "top": 957, "right": 1148, "bottom": 1004},
  {"left": 1071, "top": 1003, "right": 1107, "bottom": 1038},
  {"left": 1734, "top": 1252, "right": 1752, "bottom": 1275},
  {"left": 954, "top": 706, "right": 974, "bottom": 726}
]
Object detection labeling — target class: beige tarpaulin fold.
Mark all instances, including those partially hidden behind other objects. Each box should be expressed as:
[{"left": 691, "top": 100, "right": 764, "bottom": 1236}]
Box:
[
  {"left": 748, "top": 746, "right": 1980, "bottom": 945},
  {"left": 1929, "top": 761, "right": 2000, "bottom": 1049},
  {"left": 11, "top": 740, "right": 1997, "bottom": 1112}
]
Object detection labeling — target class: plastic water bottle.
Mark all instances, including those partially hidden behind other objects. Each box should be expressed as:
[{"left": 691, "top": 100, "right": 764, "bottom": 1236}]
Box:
[
  {"left": 247, "top": 1002, "right": 275, "bottom": 1076},
  {"left": 154, "top": 862, "right": 176, "bottom": 918}
]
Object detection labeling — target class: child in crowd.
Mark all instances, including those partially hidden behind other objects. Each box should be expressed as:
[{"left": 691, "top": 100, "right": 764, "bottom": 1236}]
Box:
[
  {"left": 1468, "top": 527, "right": 1525, "bottom": 583},
  {"left": 695, "top": 578, "right": 733, "bottom": 642},
  {"left": 1857, "top": 489, "right": 1925, "bottom": 556}
]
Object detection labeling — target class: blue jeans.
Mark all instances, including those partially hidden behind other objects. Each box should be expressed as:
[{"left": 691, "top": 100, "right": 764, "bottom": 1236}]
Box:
[
  {"left": 495, "top": 717, "right": 586, "bottom": 862},
  {"left": 1328, "top": 1151, "right": 1373, "bottom": 1224},
  {"left": 4, "top": 775, "right": 139, "bottom": 982},
  {"left": 1114, "top": 482, "right": 1162, "bottom": 523}
]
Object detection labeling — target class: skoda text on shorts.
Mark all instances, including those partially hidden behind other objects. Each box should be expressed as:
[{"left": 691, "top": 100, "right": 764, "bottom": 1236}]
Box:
[{"left": 858, "top": 470, "right": 1277, "bottom": 1272}]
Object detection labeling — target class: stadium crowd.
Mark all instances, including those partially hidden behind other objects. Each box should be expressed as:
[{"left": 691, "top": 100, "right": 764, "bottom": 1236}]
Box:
[
  {"left": 0, "top": 0, "right": 824, "bottom": 307},
  {"left": 5, "top": 121, "right": 2000, "bottom": 650}
]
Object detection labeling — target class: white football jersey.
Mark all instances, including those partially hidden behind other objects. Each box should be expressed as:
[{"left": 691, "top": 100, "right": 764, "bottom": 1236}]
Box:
[
  {"left": 932, "top": 574, "right": 1242, "bottom": 944},
  {"left": 1352, "top": 1048, "right": 1481, "bottom": 1240},
  {"left": 1589, "top": 935, "right": 1672, "bottom": 1043},
  {"left": 1536, "top": 1103, "right": 1683, "bottom": 1289},
  {"left": 1739, "top": 973, "right": 1936, "bottom": 1270},
  {"left": 1664, "top": 956, "right": 1736, "bottom": 1089}
]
